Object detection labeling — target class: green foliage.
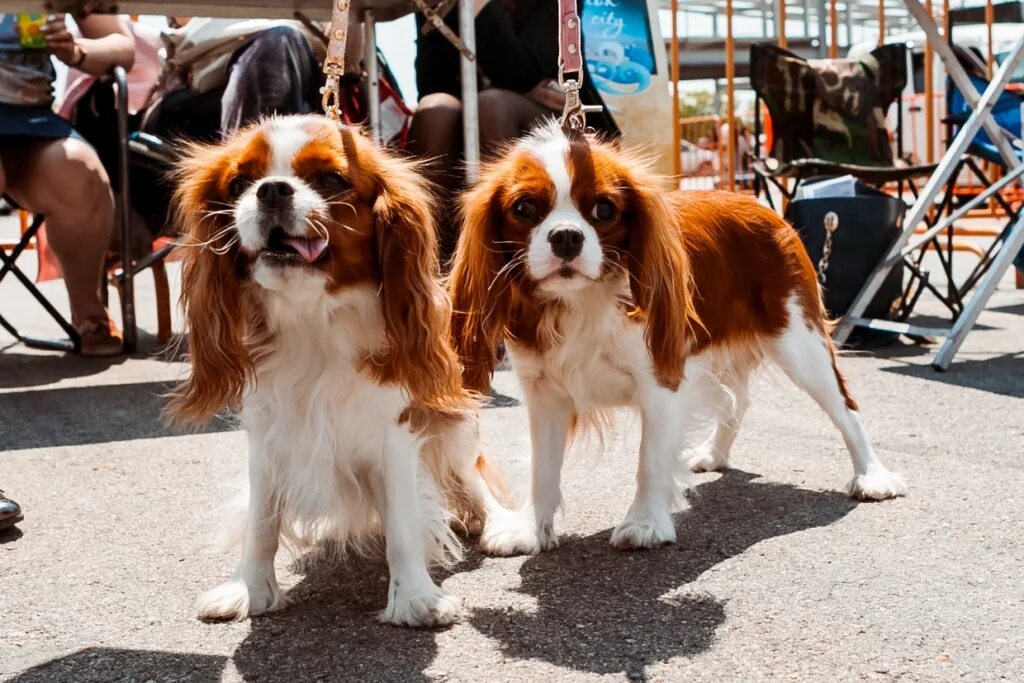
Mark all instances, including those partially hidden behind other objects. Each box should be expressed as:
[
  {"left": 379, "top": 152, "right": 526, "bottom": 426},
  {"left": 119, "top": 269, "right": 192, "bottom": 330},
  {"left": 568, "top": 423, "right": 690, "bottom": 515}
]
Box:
[{"left": 679, "top": 90, "right": 716, "bottom": 118}]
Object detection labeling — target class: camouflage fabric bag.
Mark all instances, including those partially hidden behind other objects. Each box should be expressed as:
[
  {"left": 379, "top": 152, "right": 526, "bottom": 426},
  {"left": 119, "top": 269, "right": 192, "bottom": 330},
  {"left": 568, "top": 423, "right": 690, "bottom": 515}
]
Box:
[{"left": 750, "top": 43, "right": 907, "bottom": 166}]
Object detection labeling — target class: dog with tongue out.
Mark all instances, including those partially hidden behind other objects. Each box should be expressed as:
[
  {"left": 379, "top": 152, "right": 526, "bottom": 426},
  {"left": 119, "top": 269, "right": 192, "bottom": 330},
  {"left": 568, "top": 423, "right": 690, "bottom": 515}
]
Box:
[{"left": 167, "top": 115, "right": 513, "bottom": 628}]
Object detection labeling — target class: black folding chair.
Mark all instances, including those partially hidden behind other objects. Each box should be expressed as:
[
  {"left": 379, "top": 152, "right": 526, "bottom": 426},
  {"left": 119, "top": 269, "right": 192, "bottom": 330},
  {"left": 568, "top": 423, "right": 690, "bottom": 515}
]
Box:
[
  {"left": 749, "top": 42, "right": 936, "bottom": 206},
  {"left": 0, "top": 67, "right": 135, "bottom": 354}
]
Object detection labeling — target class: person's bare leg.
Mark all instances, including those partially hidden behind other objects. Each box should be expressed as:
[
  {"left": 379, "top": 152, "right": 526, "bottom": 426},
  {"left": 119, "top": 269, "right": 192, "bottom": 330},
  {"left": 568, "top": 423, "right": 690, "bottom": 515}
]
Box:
[
  {"left": 478, "top": 89, "right": 554, "bottom": 158},
  {"left": 2, "top": 138, "right": 113, "bottom": 326},
  {"left": 407, "top": 93, "right": 463, "bottom": 261}
]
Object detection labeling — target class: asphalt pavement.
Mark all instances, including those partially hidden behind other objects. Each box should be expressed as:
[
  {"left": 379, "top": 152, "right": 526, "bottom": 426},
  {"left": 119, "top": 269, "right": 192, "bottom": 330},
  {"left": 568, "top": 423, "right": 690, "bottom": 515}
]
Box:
[{"left": 1, "top": 251, "right": 1022, "bottom": 682}]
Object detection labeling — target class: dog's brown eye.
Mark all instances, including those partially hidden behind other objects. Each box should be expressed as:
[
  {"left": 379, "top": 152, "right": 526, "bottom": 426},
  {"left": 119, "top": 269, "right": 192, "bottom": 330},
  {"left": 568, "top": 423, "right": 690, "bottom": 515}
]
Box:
[
  {"left": 228, "top": 176, "right": 252, "bottom": 198},
  {"left": 312, "top": 171, "right": 350, "bottom": 197},
  {"left": 512, "top": 198, "right": 538, "bottom": 222},
  {"left": 591, "top": 198, "right": 617, "bottom": 222}
]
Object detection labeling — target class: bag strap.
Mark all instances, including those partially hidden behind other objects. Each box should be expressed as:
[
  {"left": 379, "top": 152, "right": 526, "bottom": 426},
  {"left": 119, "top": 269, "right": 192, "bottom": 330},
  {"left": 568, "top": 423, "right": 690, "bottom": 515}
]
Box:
[
  {"left": 411, "top": 0, "right": 476, "bottom": 62},
  {"left": 321, "top": 0, "right": 352, "bottom": 120}
]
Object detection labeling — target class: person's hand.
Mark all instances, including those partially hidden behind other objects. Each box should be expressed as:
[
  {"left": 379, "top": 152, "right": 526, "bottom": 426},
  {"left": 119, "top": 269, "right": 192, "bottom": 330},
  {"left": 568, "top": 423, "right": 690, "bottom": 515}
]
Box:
[
  {"left": 41, "top": 14, "right": 79, "bottom": 65},
  {"left": 526, "top": 79, "right": 566, "bottom": 112}
]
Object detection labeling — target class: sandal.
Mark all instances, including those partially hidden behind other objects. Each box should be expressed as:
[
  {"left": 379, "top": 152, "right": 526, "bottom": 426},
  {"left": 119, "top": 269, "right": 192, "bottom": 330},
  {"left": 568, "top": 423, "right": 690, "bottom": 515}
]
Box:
[{"left": 76, "top": 314, "right": 123, "bottom": 357}]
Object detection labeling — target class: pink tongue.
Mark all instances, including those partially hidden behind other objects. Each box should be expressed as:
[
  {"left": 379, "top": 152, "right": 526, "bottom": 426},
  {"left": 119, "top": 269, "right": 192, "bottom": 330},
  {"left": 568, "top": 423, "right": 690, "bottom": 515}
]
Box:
[{"left": 282, "top": 237, "right": 329, "bottom": 262}]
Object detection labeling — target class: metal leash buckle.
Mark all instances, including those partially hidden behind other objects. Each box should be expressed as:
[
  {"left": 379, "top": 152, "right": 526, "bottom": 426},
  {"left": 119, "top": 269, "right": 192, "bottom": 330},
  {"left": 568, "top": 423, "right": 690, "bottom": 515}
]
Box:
[
  {"left": 559, "top": 78, "right": 602, "bottom": 132},
  {"left": 321, "top": 64, "right": 342, "bottom": 121}
]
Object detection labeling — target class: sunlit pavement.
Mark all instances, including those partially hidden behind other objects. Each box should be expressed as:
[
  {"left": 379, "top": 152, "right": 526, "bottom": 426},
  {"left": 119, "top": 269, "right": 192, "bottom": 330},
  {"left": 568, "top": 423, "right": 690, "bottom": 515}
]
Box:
[{"left": 2, "top": 213, "right": 1022, "bottom": 681}]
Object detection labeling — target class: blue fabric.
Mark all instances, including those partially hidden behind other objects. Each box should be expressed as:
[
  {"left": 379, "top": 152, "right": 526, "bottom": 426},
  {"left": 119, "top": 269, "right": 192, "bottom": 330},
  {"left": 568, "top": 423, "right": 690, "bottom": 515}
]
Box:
[
  {"left": 948, "top": 73, "right": 1022, "bottom": 148},
  {"left": 0, "top": 103, "right": 81, "bottom": 140},
  {"left": 948, "top": 74, "right": 1024, "bottom": 270}
]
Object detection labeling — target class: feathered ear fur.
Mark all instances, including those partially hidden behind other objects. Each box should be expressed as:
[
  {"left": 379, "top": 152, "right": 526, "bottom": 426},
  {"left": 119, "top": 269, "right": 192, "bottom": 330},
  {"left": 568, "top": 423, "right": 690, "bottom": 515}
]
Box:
[
  {"left": 447, "top": 175, "right": 511, "bottom": 395},
  {"left": 624, "top": 171, "right": 694, "bottom": 391},
  {"left": 346, "top": 131, "right": 467, "bottom": 414},
  {"left": 165, "top": 142, "right": 254, "bottom": 427}
]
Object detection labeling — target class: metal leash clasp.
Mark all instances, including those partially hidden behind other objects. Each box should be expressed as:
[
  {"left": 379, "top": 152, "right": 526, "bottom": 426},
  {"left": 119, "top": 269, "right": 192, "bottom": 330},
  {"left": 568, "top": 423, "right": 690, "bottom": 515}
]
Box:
[
  {"left": 321, "top": 63, "right": 342, "bottom": 121},
  {"left": 559, "top": 77, "right": 602, "bottom": 132}
]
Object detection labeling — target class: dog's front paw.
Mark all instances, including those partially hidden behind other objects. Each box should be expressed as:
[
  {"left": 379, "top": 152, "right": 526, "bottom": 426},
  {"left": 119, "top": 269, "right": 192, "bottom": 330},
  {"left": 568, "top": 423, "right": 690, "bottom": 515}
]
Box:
[
  {"left": 846, "top": 468, "right": 907, "bottom": 501},
  {"left": 610, "top": 513, "right": 676, "bottom": 550},
  {"left": 380, "top": 582, "right": 461, "bottom": 628},
  {"left": 195, "top": 576, "right": 286, "bottom": 622},
  {"left": 479, "top": 510, "right": 557, "bottom": 557}
]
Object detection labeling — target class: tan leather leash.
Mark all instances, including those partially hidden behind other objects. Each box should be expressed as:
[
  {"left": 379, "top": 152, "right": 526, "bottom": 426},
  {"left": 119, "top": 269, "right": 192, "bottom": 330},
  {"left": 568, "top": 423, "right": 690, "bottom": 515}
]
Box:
[
  {"left": 321, "top": 0, "right": 352, "bottom": 120},
  {"left": 412, "top": 0, "right": 476, "bottom": 62},
  {"left": 557, "top": 0, "right": 602, "bottom": 132}
]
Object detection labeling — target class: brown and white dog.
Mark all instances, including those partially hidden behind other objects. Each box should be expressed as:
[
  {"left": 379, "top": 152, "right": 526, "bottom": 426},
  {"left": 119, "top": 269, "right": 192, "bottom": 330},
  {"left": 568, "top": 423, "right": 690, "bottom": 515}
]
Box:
[
  {"left": 167, "top": 115, "right": 508, "bottom": 626},
  {"left": 449, "top": 122, "right": 906, "bottom": 556}
]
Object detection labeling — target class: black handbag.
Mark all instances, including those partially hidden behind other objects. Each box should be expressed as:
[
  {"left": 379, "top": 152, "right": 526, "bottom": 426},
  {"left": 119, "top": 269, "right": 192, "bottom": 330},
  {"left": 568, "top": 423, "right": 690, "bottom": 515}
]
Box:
[{"left": 785, "top": 183, "right": 905, "bottom": 341}]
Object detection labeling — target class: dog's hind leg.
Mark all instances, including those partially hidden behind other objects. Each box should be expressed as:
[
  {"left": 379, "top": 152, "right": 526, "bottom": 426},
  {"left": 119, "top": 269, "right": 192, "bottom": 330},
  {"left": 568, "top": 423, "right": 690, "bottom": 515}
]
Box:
[
  {"left": 688, "top": 362, "right": 752, "bottom": 473},
  {"left": 765, "top": 298, "right": 907, "bottom": 500}
]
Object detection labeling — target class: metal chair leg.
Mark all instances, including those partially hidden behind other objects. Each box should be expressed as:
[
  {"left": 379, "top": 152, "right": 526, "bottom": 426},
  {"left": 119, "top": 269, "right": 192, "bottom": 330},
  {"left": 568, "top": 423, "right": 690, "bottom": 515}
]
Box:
[{"left": 113, "top": 66, "right": 136, "bottom": 354}]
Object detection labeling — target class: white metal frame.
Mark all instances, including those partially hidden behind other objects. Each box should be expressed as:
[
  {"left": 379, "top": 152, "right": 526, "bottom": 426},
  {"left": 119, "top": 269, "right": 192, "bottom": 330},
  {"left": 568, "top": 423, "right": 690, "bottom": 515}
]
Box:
[{"left": 834, "top": 0, "right": 1024, "bottom": 370}]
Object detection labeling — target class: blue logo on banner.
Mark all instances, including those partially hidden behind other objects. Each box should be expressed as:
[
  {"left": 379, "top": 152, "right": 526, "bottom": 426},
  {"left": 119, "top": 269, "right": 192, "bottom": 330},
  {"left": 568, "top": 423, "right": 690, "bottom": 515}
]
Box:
[{"left": 583, "top": 0, "right": 656, "bottom": 96}]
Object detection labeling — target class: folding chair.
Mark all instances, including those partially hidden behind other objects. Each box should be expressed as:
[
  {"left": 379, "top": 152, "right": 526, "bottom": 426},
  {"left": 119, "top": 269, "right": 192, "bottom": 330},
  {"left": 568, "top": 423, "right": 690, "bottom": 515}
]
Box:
[
  {"left": 749, "top": 42, "right": 937, "bottom": 207},
  {"left": 834, "top": 0, "right": 1024, "bottom": 369},
  {"left": 0, "top": 67, "right": 136, "bottom": 354},
  {"left": 0, "top": 208, "right": 80, "bottom": 352}
]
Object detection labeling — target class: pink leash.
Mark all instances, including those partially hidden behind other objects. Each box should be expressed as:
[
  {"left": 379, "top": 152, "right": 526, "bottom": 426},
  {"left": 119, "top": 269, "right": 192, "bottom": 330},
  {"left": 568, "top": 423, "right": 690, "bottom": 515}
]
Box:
[
  {"left": 557, "top": 0, "right": 602, "bottom": 131},
  {"left": 322, "top": 0, "right": 352, "bottom": 120},
  {"left": 322, "top": 0, "right": 602, "bottom": 131}
]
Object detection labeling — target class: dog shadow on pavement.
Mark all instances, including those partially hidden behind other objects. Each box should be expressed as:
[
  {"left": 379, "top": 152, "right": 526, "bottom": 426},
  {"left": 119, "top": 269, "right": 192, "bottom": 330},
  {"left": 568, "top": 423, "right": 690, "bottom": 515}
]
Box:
[
  {"left": 6, "top": 470, "right": 855, "bottom": 682},
  {"left": 468, "top": 469, "right": 857, "bottom": 679},
  {"left": 226, "top": 548, "right": 487, "bottom": 683}
]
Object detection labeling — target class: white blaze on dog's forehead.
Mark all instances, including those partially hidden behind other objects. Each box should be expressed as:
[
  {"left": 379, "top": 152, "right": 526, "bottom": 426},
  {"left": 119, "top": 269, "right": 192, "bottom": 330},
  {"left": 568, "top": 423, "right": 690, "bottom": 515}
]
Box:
[
  {"left": 522, "top": 123, "right": 571, "bottom": 200},
  {"left": 266, "top": 118, "right": 311, "bottom": 177}
]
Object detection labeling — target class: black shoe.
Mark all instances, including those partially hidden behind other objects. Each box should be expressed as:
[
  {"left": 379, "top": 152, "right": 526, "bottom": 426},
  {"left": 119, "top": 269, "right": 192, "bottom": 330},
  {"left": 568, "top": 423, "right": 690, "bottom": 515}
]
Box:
[{"left": 0, "top": 490, "right": 23, "bottom": 529}]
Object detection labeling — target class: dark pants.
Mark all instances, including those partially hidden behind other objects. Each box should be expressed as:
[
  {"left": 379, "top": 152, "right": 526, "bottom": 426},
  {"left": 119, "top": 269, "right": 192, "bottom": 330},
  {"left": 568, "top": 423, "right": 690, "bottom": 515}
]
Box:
[{"left": 143, "top": 26, "right": 320, "bottom": 141}]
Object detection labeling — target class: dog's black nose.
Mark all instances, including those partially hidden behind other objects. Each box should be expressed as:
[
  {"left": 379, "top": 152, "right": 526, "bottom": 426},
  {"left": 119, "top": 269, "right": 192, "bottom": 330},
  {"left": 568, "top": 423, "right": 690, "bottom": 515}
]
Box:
[
  {"left": 256, "top": 180, "right": 295, "bottom": 208},
  {"left": 548, "top": 228, "right": 585, "bottom": 260}
]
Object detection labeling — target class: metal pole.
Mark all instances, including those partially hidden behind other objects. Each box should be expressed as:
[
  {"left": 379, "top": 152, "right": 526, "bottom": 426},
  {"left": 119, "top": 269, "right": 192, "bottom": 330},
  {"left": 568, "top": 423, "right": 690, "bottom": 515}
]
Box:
[
  {"left": 726, "top": 0, "right": 735, "bottom": 192},
  {"left": 363, "top": 10, "right": 381, "bottom": 142},
  {"left": 817, "top": 0, "right": 828, "bottom": 57},
  {"left": 878, "top": 0, "right": 886, "bottom": 46},
  {"left": 844, "top": 1, "right": 853, "bottom": 47},
  {"left": 924, "top": 0, "right": 935, "bottom": 163},
  {"left": 459, "top": 0, "right": 480, "bottom": 180},
  {"left": 986, "top": 0, "right": 994, "bottom": 78},
  {"left": 777, "top": 0, "right": 788, "bottom": 48},
  {"left": 671, "top": 0, "right": 681, "bottom": 179},
  {"left": 114, "top": 66, "right": 135, "bottom": 353},
  {"left": 829, "top": 0, "right": 838, "bottom": 58}
]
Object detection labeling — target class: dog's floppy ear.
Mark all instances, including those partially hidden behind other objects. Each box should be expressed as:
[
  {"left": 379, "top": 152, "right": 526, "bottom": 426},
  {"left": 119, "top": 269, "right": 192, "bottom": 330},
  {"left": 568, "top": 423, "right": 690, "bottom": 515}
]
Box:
[
  {"left": 351, "top": 130, "right": 466, "bottom": 413},
  {"left": 624, "top": 171, "right": 693, "bottom": 391},
  {"left": 447, "top": 174, "right": 511, "bottom": 395},
  {"left": 165, "top": 142, "right": 254, "bottom": 427}
]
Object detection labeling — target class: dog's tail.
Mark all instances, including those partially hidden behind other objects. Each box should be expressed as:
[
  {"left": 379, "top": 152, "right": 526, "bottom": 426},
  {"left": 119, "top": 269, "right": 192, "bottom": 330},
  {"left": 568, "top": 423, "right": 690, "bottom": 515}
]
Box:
[
  {"left": 420, "top": 413, "right": 516, "bottom": 536},
  {"left": 474, "top": 451, "right": 515, "bottom": 509}
]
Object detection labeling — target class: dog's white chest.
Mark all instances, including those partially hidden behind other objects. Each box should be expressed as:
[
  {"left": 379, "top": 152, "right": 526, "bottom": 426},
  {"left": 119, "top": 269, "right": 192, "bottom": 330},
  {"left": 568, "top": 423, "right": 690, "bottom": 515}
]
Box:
[{"left": 510, "top": 305, "right": 648, "bottom": 411}]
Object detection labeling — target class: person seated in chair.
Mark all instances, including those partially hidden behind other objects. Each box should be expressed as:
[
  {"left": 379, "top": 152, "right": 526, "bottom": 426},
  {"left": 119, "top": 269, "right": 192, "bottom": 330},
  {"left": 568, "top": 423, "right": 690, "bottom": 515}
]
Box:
[
  {"left": 141, "top": 16, "right": 332, "bottom": 141},
  {"left": 0, "top": 13, "right": 134, "bottom": 356},
  {"left": 407, "top": 0, "right": 617, "bottom": 261}
]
